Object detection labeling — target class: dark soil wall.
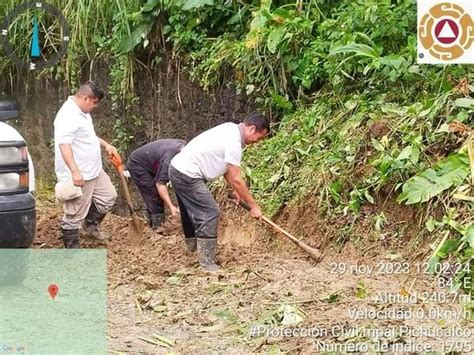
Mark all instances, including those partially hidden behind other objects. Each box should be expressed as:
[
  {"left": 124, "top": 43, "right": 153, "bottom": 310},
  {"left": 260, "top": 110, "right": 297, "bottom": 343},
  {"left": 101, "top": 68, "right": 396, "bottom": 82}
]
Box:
[{"left": 1, "top": 61, "right": 253, "bottom": 182}]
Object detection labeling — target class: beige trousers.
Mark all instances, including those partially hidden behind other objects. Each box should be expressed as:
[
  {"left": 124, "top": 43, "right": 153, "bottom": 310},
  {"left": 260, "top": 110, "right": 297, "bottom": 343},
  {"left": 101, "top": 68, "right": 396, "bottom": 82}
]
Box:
[{"left": 61, "top": 169, "right": 117, "bottom": 230}]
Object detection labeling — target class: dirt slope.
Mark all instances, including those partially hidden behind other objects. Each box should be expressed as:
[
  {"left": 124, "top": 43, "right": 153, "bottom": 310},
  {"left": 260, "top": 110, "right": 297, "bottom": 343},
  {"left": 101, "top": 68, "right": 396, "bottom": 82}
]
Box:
[{"left": 36, "top": 203, "right": 473, "bottom": 354}]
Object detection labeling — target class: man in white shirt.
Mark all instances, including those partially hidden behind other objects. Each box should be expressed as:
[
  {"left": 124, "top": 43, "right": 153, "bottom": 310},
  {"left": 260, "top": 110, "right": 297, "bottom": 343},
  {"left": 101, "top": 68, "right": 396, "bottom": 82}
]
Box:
[
  {"left": 54, "top": 81, "right": 118, "bottom": 248},
  {"left": 169, "top": 112, "right": 269, "bottom": 271}
]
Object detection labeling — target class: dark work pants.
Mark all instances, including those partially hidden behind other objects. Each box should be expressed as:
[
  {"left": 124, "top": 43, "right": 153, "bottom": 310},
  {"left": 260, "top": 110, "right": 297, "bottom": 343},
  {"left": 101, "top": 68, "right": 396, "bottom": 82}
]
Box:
[
  {"left": 169, "top": 166, "right": 219, "bottom": 240},
  {"left": 127, "top": 160, "right": 164, "bottom": 215}
]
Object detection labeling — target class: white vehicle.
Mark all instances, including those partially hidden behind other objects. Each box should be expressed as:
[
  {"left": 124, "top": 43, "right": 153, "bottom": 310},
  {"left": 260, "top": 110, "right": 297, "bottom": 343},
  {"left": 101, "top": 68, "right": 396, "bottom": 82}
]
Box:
[{"left": 0, "top": 97, "right": 36, "bottom": 249}]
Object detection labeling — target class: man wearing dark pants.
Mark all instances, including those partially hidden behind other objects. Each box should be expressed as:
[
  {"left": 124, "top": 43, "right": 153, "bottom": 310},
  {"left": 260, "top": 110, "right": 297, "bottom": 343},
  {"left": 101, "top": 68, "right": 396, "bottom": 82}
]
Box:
[
  {"left": 169, "top": 112, "right": 269, "bottom": 271},
  {"left": 127, "top": 139, "right": 185, "bottom": 228}
]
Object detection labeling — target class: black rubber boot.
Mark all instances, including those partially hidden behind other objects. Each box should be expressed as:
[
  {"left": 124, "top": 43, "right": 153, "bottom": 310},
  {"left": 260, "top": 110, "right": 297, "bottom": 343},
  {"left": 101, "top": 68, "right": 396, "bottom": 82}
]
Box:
[
  {"left": 197, "top": 238, "right": 220, "bottom": 272},
  {"left": 145, "top": 210, "right": 164, "bottom": 229},
  {"left": 184, "top": 238, "right": 197, "bottom": 253},
  {"left": 61, "top": 228, "right": 80, "bottom": 249},
  {"left": 149, "top": 213, "right": 164, "bottom": 229},
  {"left": 83, "top": 203, "right": 108, "bottom": 244}
]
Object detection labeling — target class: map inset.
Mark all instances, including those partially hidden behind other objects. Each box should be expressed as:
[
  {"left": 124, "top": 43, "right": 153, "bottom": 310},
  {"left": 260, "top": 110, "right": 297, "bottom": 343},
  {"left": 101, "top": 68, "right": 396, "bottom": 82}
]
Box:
[{"left": 0, "top": 249, "right": 106, "bottom": 354}]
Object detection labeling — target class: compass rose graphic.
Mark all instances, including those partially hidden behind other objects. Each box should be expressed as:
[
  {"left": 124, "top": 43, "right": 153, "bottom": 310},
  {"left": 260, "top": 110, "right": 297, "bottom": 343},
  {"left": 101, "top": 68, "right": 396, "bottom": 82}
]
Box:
[{"left": 1, "top": 1, "right": 70, "bottom": 71}]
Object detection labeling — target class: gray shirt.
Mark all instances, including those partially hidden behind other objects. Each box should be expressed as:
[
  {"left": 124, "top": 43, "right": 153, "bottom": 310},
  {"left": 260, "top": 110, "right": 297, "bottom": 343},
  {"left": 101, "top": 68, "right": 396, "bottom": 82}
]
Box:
[{"left": 129, "top": 139, "right": 185, "bottom": 183}]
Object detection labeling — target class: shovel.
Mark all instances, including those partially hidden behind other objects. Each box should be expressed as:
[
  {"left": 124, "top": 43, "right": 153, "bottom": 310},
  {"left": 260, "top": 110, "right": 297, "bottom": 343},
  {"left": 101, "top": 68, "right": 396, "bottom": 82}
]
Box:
[
  {"left": 228, "top": 192, "right": 322, "bottom": 262},
  {"left": 109, "top": 151, "right": 143, "bottom": 240}
]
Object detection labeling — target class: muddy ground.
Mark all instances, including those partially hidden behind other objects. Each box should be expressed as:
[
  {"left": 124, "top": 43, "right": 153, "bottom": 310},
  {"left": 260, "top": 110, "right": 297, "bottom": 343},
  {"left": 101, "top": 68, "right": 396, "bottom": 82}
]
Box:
[{"left": 35, "top": 201, "right": 473, "bottom": 354}]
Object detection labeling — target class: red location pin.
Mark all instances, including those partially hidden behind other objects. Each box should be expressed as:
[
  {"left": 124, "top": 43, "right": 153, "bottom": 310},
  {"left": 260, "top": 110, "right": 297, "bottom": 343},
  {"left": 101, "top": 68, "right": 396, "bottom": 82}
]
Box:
[{"left": 48, "top": 284, "right": 59, "bottom": 300}]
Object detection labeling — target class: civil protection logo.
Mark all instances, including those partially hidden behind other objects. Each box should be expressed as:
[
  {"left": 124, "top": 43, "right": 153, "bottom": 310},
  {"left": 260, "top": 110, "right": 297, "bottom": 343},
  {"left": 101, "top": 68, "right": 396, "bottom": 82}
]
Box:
[{"left": 418, "top": 1, "right": 474, "bottom": 64}]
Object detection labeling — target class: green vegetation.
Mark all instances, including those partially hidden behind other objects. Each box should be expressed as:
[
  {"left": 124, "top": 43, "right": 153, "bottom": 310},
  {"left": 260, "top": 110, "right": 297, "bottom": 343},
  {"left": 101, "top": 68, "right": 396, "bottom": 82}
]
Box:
[
  {"left": 0, "top": 0, "right": 148, "bottom": 147},
  {"left": 1, "top": 0, "right": 472, "bottom": 295},
  {"left": 155, "top": 0, "right": 473, "bottom": 295}
]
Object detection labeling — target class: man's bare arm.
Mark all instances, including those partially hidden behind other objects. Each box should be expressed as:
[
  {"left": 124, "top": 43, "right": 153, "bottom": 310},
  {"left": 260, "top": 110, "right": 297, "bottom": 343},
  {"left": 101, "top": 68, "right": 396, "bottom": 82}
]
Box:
[
  {"left": 156, "top": 183, "right": 180, "bottom": 217},
  {"left": 98, "top": 137, "right": 118, "bottom": 156},
  {"left": 59, "top": 144, "right": 84, "bottom": 186},
  {"left": 224, "top": 164, "right": 262, "bottom": 218}
]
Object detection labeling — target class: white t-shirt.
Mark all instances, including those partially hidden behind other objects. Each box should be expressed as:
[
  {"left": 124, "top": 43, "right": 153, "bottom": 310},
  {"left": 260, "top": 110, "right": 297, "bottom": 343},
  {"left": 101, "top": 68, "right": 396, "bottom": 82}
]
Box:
[
  {"left": 54, "top": 96, "right": 102, "bottom": 182},
  {"left": 171, "top": 122, "right": 244, "bottom": 181}
]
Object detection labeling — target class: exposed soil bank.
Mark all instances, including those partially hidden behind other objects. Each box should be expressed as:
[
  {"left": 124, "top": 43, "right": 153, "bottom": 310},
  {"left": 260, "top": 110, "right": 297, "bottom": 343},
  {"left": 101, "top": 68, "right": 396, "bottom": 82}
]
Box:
[
  {"left": 35, "top": 202, "right": 473, "bottom": 354},
  {"left": 3, "top": 63, "right": 252, "bottom": 182}
]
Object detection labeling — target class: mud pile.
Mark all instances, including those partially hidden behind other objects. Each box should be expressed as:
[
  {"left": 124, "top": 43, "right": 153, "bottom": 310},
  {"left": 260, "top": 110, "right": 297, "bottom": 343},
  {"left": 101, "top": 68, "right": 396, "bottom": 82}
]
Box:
[{"left": 35, "top": 203, "right": 472, "bottom": 354}]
